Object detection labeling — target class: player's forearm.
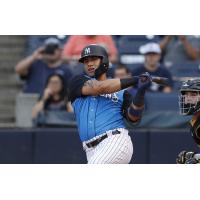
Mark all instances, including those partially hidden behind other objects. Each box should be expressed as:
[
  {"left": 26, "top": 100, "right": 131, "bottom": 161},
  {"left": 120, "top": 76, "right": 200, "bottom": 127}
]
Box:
[
  {"left": 127, "top": 85, "right": 147, "bottom": 122},
  {"left": 94, "top": 79, "right": 121, "bottom": 94},
  {"left": 15, "top": 55, "right": 35, "bottom": 76},
  {"left": 82, "top": 77, "right": 138, "bottom": 96}
]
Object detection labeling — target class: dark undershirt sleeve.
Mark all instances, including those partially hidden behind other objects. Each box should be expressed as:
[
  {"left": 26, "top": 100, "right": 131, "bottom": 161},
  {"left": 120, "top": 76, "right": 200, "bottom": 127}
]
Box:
[
  {"left": 69, "top": 75, "right": 90, "bottom": 103},
  {"left": 122, "top": 90, "right": 141, "bottom": 127}
]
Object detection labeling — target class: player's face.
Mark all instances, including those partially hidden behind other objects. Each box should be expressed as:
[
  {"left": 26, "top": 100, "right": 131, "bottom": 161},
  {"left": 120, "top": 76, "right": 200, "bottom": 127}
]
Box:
[
  {"left": 184, "top": 91, "right": 200, "bottom": 104},
  {"left": 145, "top": 53, "right": 161, "bottom": 67},
  {"left": 114, "top": 69, "right": 131, "bottom": 79},
  {"left": 83, "top": 56, "right": 102, "bottom": 76}
]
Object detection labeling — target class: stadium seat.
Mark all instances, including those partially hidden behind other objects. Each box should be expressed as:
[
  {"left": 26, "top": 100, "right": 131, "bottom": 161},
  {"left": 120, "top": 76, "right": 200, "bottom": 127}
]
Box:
[
  {"left": 15, "top": 93, "right": 39, "bottom": 127},
  {"left": 145, "top": 92, "right": 179, "bottom": 111},
  {"left": 118, "top": 40, "right": 146, "bottom": 65},
  {"left": 33, "top": 111, "right": 76, "bottom": 128},
  {"left": 120, "top": 35, "right": 160, "bottom": 42},
  {"left": 169, "top": 62, "right": 200, "bottom": 77},
  {"left": 118, "top": 35, "right": 161, "bottom": 53},
  {"left": 137, "top": 92, "right": 191, "bottom": 129},
  {"left": 117, "top": 36, "right": 161, "bottom": 65},
  {"left": 118, "top": 40, "right": 147, "bottom": 54}
]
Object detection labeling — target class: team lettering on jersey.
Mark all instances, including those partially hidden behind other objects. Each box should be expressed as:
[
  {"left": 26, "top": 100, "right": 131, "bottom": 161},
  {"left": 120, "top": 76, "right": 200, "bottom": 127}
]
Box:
[{"left": 99, "top": 93, "right": 119, "bottom": 102}]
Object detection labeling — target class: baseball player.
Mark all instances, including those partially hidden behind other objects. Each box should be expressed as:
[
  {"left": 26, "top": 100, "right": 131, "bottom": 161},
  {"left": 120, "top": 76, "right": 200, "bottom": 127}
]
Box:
[
  {"left": 176, "top": 79, "right": 200, "bottom": 164},
  {"left": 69, "top": 44, "right": 152, "bottom": 164}
]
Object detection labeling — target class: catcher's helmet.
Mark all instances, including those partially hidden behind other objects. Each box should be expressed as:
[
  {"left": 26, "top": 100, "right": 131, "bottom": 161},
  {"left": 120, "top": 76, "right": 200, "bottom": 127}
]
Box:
[
  {"left": 79, "top": 44, "right": 109, "bottom": 78},
  {"left": 179, "top": 79, "right": 200, "bottom": 115}
]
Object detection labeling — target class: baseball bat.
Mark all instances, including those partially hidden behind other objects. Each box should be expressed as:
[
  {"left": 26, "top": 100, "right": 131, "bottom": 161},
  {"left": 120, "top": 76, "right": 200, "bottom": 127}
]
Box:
[{"left": 152, "top": 76, "right": 169, "bottom": 86}]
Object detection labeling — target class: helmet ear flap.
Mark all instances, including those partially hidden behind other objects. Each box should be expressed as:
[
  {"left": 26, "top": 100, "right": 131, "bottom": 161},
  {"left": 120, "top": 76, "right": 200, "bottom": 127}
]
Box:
[{"left": 94, "top": 58, "right": 109, "bottom": 79}]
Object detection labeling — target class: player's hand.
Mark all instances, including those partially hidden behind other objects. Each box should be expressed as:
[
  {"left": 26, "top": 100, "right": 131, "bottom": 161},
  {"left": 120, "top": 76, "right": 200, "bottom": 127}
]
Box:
[
  {"left": 138, "top": 72, "right": 152, "bottom": 91},
  {"left": 176, "top": 150, "right": 196, "bottom": 164},
  {"left": 32, "top": 47, "right": 45, "bottom": 60}
]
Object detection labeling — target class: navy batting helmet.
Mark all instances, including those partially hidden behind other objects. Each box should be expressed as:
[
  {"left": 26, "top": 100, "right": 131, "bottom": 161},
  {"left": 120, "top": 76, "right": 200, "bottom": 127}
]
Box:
[
  {"left": 79, "top": 44, "right": 109, "bottom": 78},
  {"left": 79, "top": 44, "right": 108, "bottom": 63},
  {"left": 179, "top": 79, "right": 200, "bottom": 115}
]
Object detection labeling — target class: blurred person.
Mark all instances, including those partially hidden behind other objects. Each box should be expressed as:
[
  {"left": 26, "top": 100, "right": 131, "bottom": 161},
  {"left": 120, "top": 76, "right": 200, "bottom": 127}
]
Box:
[
  {"left": 32, "top": 73, "right": 73, "bottom": 120},
  {"left": 132, "top": 42, "right": 173, "bottom": 93},
  {"left": 160, "top": 35, "right": 200, "bottom": 67},
  {"left": 26, "top": 35, "right": 68, "bottom": 55},
  {"left": 176, "top": 79, "right": 200, "bottom": 164},
  {"left": 69, "top": 44, "right": 153, "bottom": 164},
  {"left": 113, "top": 64, "right": 132, "bottom": 79},
  {"left": 15, "top": 37, "right": 72, "bottom": 94},
  {"left": 62, "top": 35, "right": 118, "bottom": 64},
  {"left": 114, "top": 64, "right": 137, "bottom": 97}
]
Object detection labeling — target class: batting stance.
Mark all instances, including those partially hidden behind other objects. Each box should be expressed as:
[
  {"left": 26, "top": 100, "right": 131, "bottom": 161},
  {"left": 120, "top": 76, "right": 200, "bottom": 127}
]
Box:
[
  {"left": 177, "top": 79, "right": 200, "bottom": 164},
  {"left": 69, "top": 44, "right": 152, "bottom": 164}
]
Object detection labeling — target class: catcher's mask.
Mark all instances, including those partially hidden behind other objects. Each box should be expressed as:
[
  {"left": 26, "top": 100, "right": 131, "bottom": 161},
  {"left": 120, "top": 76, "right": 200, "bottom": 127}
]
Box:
[
  {"left": 79, "top": 44, "right": 109, "bottom": 79},
  {"left": 179, "top": 79, "right": 200, "bottom": 115}
]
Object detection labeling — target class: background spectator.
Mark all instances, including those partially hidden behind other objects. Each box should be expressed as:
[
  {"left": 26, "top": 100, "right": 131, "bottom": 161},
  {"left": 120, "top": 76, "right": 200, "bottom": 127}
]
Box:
[
  {"left": 113, "top": 63, "right": 137, "bottom": 97},
  {"left": 113, "top": 63, "right": 132, "bottom": 79},
  {"left": 160, "top": 35, "right": 200, "bottom": 67},
  {"left": 15, "top": 37, "right": 72, "bottom": 94},
  {"left": 132, "top": 42, "right": 173, "bottom": 93},
  {"left": 25, "top": 35, "right": 68, "bottom": 56},
  {"left": 62, "top": 35, "right": 118, "bottom": 64},
  {"left": 32, "top": 73, "right": 73, "bottom": 121}
]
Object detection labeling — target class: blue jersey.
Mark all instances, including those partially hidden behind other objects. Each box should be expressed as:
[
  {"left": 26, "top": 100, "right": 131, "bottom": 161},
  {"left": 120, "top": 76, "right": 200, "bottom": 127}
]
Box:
[{"left": 69, "top": 75, "right": 133, "bottom": 142}]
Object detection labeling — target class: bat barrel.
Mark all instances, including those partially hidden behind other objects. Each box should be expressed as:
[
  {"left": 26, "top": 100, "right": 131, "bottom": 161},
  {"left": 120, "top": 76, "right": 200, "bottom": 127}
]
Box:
[{"left": 152, "top": 76, "right": 169, "bottom": 86}]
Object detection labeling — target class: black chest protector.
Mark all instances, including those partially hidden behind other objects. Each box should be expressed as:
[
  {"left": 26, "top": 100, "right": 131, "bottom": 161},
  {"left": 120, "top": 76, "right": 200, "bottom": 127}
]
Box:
[{"left": 190, "top": 112, "right": 200, "bottom": 146}]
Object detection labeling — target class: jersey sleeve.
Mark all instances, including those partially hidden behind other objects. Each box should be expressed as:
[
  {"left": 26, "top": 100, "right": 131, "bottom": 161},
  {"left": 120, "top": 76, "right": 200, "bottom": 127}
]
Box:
[{"left": 69, "top": 75, "right": 90, "bottom": 103}]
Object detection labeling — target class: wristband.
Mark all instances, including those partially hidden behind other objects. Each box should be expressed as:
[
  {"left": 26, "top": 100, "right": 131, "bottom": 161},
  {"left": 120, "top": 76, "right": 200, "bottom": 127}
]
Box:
[
  {"left": 120, "top": 77, "right": 138, "bottom": 90},
  {"left": 128, "top": 106, "right": 143, "bottom": 118}
]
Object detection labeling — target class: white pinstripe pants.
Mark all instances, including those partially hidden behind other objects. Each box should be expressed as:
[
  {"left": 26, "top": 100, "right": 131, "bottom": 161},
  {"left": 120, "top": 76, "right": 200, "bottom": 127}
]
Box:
[{"left": 83, "top": 128, "right": 133, "bottom": 164}]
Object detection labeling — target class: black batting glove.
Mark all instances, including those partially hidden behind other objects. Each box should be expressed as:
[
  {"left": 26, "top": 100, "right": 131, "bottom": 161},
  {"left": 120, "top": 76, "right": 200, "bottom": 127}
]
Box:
[
  {"left": 137, "top": 72, "right": 152, "bottom": 93},
  {"left": 132, "top": 72, "right": 152, "bottom": 107}
]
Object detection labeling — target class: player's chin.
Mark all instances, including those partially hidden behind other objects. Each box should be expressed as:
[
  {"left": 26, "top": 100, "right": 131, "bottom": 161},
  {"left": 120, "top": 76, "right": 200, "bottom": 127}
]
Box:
[{"left": 86, "top": 71, "right": 95, "bottom": 77}]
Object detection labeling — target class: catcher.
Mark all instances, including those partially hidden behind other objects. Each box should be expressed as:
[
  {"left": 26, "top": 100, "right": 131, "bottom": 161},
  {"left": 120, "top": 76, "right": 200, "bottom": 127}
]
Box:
[{"left": 176, "top": 79, "right": 200, "bottom": 164}]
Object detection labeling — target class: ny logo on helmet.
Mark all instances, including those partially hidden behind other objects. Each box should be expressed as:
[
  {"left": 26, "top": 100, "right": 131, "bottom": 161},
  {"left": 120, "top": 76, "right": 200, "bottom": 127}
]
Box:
[{"left": 85, "top": 48, "right": 90, "bottom": 55}]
